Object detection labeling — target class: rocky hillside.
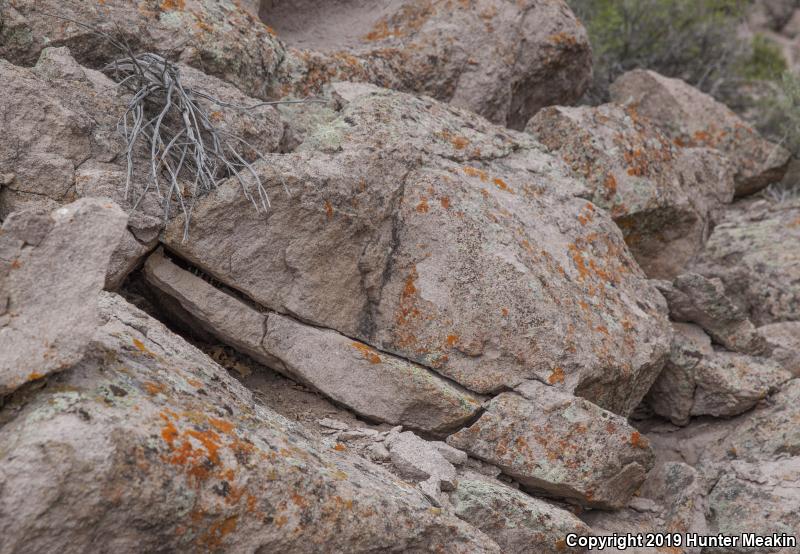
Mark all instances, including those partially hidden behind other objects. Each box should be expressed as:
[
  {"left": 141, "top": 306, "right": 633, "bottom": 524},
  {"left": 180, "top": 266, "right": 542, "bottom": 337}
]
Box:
[{"left": 1, "top": 1, "right": 798, "bottom": 553}]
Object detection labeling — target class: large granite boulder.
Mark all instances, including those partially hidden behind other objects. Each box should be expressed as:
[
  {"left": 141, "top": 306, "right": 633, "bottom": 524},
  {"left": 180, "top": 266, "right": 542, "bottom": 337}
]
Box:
[
  {"left": 0, "top": 293, "right": 500, "bottom": 553},
  {"left": 264, "top": 0, "right": 592, "bottom": 128},
  {"left": 526, "top": 103, "right": 734, "bottom": 279},
  {"left": 0, "top": 198, "right": 127, "bottom": 397},
  {"left": 610, "top": 69, "right": 790, "bottom": 197},
  {"left": 161, "top": 83, "right": 671, "bottom": 416}
]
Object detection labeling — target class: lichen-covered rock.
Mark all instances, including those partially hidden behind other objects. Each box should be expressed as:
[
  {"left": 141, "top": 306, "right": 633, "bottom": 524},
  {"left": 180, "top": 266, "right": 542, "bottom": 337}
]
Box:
[
  {"left": 759, "top": 321, "right": 800, "bottom": 376},
  {"left": 0, "top": 293, "right": 500, "bottom": 553},
  {"left": 526, "top": 103, "right": 734, "bottom": 279},
  {"left": 447, "top": 381, "right": 655, "bottom": 509},
  {"left": 143, "top": 248, "right": 482, "bottom": 436},
  {"left": 646, "top": 323, "right": 791, "bottom": 426},
  {"left": 0, "top": 0, "right": 283, "bottom": 102},
  {"left": 705, "top": 458, "right": 800, "bottom": 554},
  {"left": 689, "top": 198, "right": 800, "bottom": 326},
  {"left": 610, "top": 69, "right": 790, "bottom": 196},
  {"left": 0, "top": 198, "right": 127, "bottom": 397},
  {"left": 0, "top": 46, "right": 283, "bottom": 287},
  {"left": 265, "top": 0, "right": 592, "bottom": 128},
  {"left": 386, "top": 431, "right": 458, "bottom": 504},
  {"left": 452, "top": 478, "right": 590, "bottom": 553},
  {"left": 163, "top": 83, "right": 671, "bottom": 416},
  {"left": 582, "top": 462, "right": 708, "bottom": 554},
  {"left": 655, "top": 273, "right": 767, "bottom": 355}
]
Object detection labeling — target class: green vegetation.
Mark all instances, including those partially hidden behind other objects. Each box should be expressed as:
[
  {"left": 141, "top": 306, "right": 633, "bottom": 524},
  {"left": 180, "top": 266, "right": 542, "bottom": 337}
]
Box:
[{"left": 568, "top": 0, "right": 787, "bottom": 107}]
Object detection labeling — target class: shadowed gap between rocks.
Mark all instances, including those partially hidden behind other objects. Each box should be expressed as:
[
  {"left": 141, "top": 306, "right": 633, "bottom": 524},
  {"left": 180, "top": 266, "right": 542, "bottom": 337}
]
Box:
[{"left": 124, "top": 246, "right": 493, "bottom": 440}]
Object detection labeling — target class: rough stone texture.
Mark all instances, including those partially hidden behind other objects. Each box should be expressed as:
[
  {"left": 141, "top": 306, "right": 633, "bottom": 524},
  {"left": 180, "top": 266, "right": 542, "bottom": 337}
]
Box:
[
  {"left": 143, "top": 248, "right": 482, "bottom": 436},
  {"left": 705, "top": 458, "right": 800, "bottom": 554},
  {"left": 387, "top": 431, "right": 458, "bottom": 504},
  {"left": 447, "top": 381, "right": 655, "bottom": 509},
  {"left": 0, "top": 293, "right": 500, "bottom": 554},
  {"left": 646, "top": 323, "right": 791, "bottom": 426},
  {"left": 582, "top": 462, "right": 708, "bottom": 554},
  {"left": 655, "top": 273, "right": 767, "bottom": 354},
  {"left": 452, "top": 478, "right": 590, "bottom": 553},
  {"left": 0, "top": 198, "right": 127, "bottom": 397},
  {"left": 526, "top": 103, "right": 735, "bottom": 279},
  {"left": 0, "top": 46, "right": 283, "bottom": 286},
  {"left": 163, "top": 83, "right": 671, "bottom": 416},
  {"left": 759, "top": 321, "right": 800, "bottom": 376},
  {"left": 610, "top": 69, "right": 790, "bottom": 197},
  {"left": 0, "top": 0, "right": 283, "bottom": 102},
  {"left": 689, "top": 198, "right": 800, "bottom": 326},
  {"left": 265, "top": 0, "right": 592, "bottom": 129}
]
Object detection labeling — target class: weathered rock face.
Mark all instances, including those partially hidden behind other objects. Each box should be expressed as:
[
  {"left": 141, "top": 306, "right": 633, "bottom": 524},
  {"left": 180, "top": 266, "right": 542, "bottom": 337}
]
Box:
[
  {"left": 0, "top": 198, "right": 127, "bottom": 397},
  {"left": 0, "top": 293, "right": 500, "bottom": 554},
  {"left": 162, "top": 83, "right": 671, "bottom": 415},
  {"left": 452, "top": 478, "right": 590, "bottom": 553},
  {"left": 447, "top": 381, "right": 655, "bottom": 509},
  {"left": 759, "top": 321, "right": 800, "bottom": 376},
  {"left": 582, "top": 461, "right": 708, "bottom": 554},
  {"left": 143, "top": 249, "right": 482, "bottom": 436},
  {"left": 646, "top": 323, "right": 791, "bottom": 426},
  {"left": 0, "top": 46, "right": 283, "bottom": 287},
  {"left": 0, "top": 0, "right": 283, "bottom": 101},
  {"left": 264, "top": 0, "right": 593, "bottom": 129},
  {"left": 655, "top": 273, "right": 767, "bottom": 355},
  {"left": 609, "top": 69, "right": 790, "bottom": 197},
  {"left": 689, "top": 198, "right": 800, "bottom": 326},
  {"left": 526, "top": 103, "right": 735, "bottom": 279},
  {"left": 705, "top": 458, "right": 800, "bottom": 554}
]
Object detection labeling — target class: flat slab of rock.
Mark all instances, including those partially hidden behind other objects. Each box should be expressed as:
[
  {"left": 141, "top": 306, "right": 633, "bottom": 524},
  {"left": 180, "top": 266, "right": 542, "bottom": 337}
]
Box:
[
  {"left": 0, "top": 293, "right": 499, "bottom": 553},
  {"left": 690, "top": 198, "right": 800, "bottom": 326},
  {"left": 164, "top": 85, "right": 671, "bottom": 417},
  {"left": 647, "top": 323, "right": 790, "bottom": 426},
  {"left": 453, "top": 478, "right": 590, "bottom": 553},
  {"left": 447, "top": 381, "right": 655, "bottom": 509},
  {"left": 0, "top": 198, "right": 127, "bottom": 396},
  {"left": 610, "top": 69, "right": 790, "bottom": 196},
  {"left": 527, "top": 103, "right": 734, "bottom": 279},
  {"left": 144, "top": 249, "right": 481, "bottom": 436}
]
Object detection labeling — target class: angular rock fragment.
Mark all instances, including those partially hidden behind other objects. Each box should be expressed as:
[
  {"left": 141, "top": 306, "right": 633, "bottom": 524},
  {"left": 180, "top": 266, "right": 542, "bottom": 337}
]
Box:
[
  {"left": 526, "top": 103, "right": 734, "bottom": 279},
  {"left": 163, "top": 84, "right": 671, "bottom": 416},
  {"left": 690, "top": 198, "right": 800, "bottom": 326},
  {"left": 610, "top": 69, "right": 790, "bottom": 196},
  {"left": 453, "top": 478, "right": 590, "bottom": 553},
  {"left": 655, "top": 273, "right": 767, "bottom": 354},
  {"left": 0, "top": 293, "right": 499, "bottom": 553},
  {"left": 143, "top": 249, "right": 481, "bottom": 436},
  {"left": 647, "top": 323, "right": 790, "bottom": 426},
  {"left": 0, "top": 198, "right": 127, "bottom": 396},
  {"left": 447, "top": 381, "right": 655, "bottom": 509},
  {"left": 387, "top": 431, "right": 458, "bottom": 505}
]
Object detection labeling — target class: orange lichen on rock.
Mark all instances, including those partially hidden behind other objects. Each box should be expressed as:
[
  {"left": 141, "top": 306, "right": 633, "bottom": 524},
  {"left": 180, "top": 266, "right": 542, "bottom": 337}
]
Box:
[
  {"left": 548, "top": 367, "right": 565, "bottom": 384},
  {"left": 416, "top": 197, "right": 429, "bottom": 213},
  {"left": 351, "top": 341, "right": 382, "bottom": 364},
  {"left": 630, "top": 431, "right": 648, "bottom": 449},
  {"left": 160, "top": 0, "right": 186, "bottom": 10},
  {"left": 463, "top": 166, "right": 489, "bottom": 182},
  {"left": 492, "top": 177, "right": 511, "bottom": 192},
  {"left": 324, "top": 200, "right": 334, "bottom": 220},
  {"left": 440, "top": 196, "right": 451, "bottom": 209}
]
